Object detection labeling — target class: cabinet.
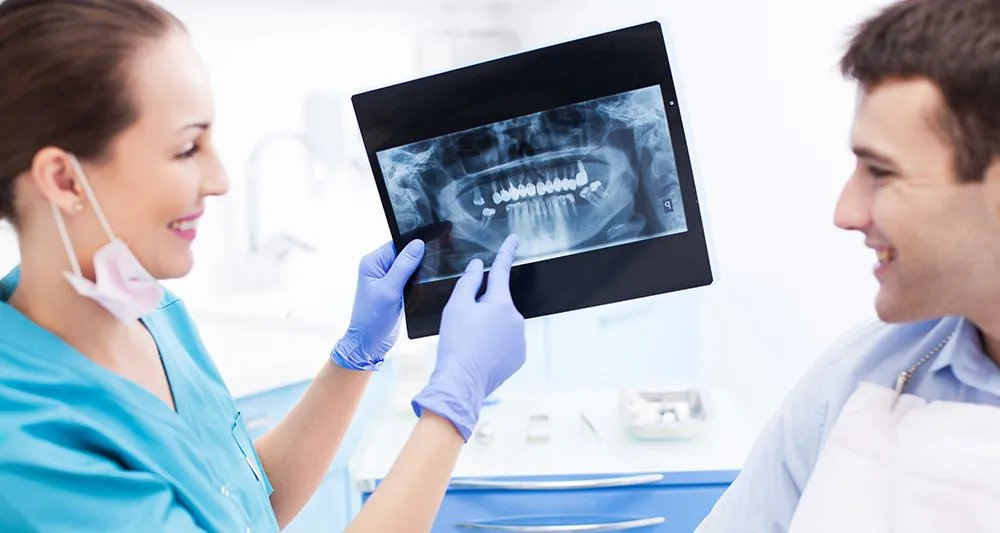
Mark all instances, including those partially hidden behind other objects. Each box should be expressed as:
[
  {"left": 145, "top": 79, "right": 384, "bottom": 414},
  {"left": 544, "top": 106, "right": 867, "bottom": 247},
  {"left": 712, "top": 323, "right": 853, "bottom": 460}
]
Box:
[
  {"left": 359, "top": 471, "right": 734, "bottom": 532},
  {"left": 351, "top": 389, "right": 754, "bottom": 532}
]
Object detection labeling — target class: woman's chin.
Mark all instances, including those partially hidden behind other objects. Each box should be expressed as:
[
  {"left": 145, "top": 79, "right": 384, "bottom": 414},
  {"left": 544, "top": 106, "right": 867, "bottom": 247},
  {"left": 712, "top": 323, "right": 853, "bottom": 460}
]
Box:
[{"left": 152, "top": 252, "right": 195, "bottom": 281}]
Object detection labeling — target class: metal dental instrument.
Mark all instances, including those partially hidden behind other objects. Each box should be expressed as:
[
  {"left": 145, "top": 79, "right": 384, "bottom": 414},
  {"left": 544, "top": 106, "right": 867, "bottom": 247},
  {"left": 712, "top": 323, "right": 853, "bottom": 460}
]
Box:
[{"left": 579, "top": 412, "right": 601, "bottom": 442}]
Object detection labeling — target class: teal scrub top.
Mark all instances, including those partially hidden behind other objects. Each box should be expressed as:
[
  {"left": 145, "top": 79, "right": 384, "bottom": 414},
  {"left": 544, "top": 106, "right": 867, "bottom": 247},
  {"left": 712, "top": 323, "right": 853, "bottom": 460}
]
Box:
[{"left": 0, "top": 267, "right": 280, "bottom": 533}]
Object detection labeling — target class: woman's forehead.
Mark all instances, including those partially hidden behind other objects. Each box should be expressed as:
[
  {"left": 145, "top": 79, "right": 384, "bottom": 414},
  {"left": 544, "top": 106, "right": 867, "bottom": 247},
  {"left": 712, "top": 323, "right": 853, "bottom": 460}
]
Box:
[{"left": 127, "top": 30, "right": 214, "bottom": 135}]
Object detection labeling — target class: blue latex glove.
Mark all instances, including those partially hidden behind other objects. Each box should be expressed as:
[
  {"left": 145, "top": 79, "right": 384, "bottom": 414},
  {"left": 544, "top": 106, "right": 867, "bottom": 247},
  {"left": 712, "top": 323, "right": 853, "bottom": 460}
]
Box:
[
  {"left": 411, "top": 234, "right": 527, "bottom": 441},
  {"left": 330, "top": 239, "right": 425, "bottom": 371}
]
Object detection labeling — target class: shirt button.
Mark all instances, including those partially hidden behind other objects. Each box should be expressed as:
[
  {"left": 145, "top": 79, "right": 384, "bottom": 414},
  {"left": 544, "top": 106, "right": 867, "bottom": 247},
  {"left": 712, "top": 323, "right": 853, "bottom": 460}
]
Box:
[
  {"left": 220, "top": 485, "right": 231, "bottom": 498},
  {"left": 245, "top": 527, "right": 253, "bottom": 533}
]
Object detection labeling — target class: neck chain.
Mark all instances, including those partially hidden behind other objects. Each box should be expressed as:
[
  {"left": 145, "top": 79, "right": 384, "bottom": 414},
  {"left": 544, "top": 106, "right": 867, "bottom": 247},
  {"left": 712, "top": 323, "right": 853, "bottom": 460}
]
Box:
[{"left": 891, "top": 334, "right": 952, "bottom": 410}]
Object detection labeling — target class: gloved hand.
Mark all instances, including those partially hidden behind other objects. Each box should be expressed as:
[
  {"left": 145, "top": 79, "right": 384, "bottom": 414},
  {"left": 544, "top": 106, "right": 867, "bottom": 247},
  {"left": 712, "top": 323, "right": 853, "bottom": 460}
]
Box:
[
  {"left": 411, "top": 234, "right": 527, "bottom": 441},
  {"left": 330, "top": 239, "right": 425, "bottom": 371}
]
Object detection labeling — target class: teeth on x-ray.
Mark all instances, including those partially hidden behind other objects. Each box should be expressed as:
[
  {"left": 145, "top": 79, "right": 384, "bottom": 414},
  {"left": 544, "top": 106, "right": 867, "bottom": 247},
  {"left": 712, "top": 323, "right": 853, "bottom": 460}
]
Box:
[
  {"left": 578, "top": 180, "right": 606, "bottom": 206},
  {"left": 576, "top": 160, "right": 589, "bottom": 187},
  {"left": 481, "top": 207, "right": 496, "bottom": 228},
  {"left": 377, "top": 84, "right": 690, "bottom": 284},
  {"left": 485, "top": 162, "right": 591, "bottom": 206}
]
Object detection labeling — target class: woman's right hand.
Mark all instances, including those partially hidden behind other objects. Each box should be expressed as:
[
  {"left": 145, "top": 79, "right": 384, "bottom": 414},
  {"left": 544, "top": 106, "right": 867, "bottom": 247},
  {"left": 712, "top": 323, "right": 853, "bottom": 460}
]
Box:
[{"left": 411, "top": 234, "right": 527, "bottom": 441}]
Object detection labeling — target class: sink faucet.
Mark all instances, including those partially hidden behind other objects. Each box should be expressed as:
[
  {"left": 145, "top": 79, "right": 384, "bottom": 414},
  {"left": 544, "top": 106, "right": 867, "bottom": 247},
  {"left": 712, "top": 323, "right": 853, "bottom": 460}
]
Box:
[
  {"left": 230, "top": 131, "right": 323, "bottom": 294},
  {"left": 244, "top": 130, "right": 322, "bottom": 256},
  {"left": 245, "top": 90, "right": 345, "bottom": 255},
  {"left": 229, "top": 90, "right": 348, "bottom": 292}
]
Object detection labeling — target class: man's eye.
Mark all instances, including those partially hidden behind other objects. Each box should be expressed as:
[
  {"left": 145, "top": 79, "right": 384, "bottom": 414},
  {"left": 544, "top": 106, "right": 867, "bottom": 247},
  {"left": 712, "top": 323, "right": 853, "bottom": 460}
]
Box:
[{"left": 868, "top": 165, "right": 892, "bottom": 178}]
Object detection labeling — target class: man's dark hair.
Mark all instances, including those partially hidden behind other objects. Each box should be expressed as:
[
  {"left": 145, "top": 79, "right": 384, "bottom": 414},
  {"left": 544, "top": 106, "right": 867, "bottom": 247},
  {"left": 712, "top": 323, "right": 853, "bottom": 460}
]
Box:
[{"left": 840, "top": 0, "right": 1000, "bottom": 182}]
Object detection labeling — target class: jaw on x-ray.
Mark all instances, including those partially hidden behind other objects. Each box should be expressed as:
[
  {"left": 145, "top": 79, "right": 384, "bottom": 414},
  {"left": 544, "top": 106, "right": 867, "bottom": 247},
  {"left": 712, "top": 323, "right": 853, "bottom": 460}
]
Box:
[{"left": 377, "top": 84, "right": 689, "bottom": 284}]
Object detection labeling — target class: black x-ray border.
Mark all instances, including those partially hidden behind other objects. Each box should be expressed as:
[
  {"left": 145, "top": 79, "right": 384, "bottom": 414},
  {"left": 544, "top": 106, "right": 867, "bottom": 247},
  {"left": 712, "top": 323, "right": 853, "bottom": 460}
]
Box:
[{"left": 352, "top": 21, "right": 713, "bottom": 339}]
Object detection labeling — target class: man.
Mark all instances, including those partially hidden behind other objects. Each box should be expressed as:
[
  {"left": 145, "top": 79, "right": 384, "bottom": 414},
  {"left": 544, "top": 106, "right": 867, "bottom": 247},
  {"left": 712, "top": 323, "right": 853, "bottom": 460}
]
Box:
[{"left": 695, "top": 0, "right": 1000, "bottom": 531}]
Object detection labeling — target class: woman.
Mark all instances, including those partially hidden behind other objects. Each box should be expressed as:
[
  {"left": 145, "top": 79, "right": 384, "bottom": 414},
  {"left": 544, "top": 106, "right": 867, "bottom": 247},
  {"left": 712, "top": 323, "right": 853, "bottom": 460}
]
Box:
[{"left": 0, "top": 1, "right": 527, "bottom": 532}]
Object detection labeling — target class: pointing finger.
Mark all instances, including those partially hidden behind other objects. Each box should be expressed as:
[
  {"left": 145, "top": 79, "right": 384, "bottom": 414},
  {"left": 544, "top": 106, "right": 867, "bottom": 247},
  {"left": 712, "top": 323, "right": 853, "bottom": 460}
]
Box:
[{"left": 484, "top": 234, "right": 519, "bottom": 301}]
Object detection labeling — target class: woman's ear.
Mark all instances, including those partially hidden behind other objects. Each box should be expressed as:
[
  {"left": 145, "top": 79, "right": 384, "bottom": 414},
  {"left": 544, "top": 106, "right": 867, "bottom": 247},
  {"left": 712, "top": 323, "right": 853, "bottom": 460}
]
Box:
[{"left": 28, "top": 147, "right": 86, "bottom": 214}]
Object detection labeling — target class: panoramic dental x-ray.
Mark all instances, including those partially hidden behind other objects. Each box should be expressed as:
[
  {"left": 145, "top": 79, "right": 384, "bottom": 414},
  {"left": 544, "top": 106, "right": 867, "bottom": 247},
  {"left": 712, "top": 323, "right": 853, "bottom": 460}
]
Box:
[{"left": 376, "top": 84, "right": 688, "bottom": 284}]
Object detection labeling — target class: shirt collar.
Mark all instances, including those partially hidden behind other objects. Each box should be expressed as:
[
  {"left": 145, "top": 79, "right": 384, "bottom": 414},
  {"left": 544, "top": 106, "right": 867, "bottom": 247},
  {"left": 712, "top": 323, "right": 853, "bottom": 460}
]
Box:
[
  {"left": 0, "top": 265, "right": 20, "bottom": 303},
  {"left": 928, "top": 316, "right": 1000, "bottom": 396},
  {"left": 0, "top": 263, "right": 180, "bottom": 362}
]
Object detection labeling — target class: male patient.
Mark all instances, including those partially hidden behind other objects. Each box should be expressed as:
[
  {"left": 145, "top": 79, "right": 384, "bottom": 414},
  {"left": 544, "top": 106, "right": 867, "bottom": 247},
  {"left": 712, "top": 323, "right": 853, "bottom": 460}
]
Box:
[{"left": 695, "top": 0, "right": 1000, "bottom": 531}]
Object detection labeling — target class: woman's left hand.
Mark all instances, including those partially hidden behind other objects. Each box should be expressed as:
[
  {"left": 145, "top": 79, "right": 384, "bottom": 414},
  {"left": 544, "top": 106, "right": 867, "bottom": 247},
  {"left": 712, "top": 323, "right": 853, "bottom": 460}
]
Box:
[{"left": 330, "top": 239, "right": 425, "bottom": 371}]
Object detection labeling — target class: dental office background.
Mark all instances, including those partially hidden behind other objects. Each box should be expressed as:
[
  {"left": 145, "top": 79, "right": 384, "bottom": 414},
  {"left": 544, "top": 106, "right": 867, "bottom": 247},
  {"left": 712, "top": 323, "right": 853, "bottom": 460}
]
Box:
[{"left": 0, "top": 0, "right": 892, "bottom": 530}]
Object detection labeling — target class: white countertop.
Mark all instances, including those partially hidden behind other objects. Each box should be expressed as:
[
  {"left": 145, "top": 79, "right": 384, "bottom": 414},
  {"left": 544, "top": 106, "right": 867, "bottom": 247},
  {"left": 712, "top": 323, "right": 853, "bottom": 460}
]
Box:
[{"left": 349, "top": 388, "right": 759, "bottom": 492}]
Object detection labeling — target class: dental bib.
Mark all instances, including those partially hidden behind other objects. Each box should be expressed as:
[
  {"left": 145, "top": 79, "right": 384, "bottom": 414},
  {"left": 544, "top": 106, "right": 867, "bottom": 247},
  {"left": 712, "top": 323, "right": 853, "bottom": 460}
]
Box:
[{"left": 787, "top": 380, "right": 1000, "bottom": 533}]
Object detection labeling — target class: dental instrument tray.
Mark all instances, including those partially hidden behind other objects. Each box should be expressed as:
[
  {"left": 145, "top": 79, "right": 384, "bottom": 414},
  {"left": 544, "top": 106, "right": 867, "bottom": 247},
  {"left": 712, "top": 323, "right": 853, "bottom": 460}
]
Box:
[
  {"left": 352, "top": 21, "right": 713, "bottom": 338},
  {"left": 619, "top": 388, "right": 709, "bottom": 441}
]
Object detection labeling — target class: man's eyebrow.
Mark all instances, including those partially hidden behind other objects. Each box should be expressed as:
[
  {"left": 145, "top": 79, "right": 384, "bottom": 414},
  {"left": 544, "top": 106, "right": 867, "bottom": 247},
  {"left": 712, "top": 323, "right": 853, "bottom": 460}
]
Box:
[{"left": 852, "top": 145, "right": 897, "bottom": 167}]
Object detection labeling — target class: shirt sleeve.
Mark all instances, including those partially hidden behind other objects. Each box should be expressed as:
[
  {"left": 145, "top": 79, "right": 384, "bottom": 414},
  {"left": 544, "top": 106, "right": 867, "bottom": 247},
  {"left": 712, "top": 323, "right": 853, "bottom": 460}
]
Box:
[
  {"left": 694, "top": 322, "right": 880, "bottom": 533},
  {"left": 0, "top": 427, "right": 209, "bottom": 533}
]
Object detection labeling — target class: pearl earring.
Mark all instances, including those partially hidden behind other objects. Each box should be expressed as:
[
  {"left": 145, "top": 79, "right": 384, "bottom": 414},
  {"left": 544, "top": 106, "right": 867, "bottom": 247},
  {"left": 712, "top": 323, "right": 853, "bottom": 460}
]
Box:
[{"left": 72, "top": 201, "right": 84, "bottom": 213}]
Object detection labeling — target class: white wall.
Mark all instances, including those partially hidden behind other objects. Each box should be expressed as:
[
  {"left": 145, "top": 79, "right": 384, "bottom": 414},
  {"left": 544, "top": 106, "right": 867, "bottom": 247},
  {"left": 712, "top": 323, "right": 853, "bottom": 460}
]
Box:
[{"left": 0, "top": 0, "right": 895, "bottom": 423}]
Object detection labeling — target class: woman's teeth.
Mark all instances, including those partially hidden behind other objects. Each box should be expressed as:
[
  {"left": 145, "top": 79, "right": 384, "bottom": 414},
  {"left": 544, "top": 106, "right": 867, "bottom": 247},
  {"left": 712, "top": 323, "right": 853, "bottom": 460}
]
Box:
[
  {"left": 876, "top": 249, "right": 895, "bottom": 264},
  {"left": 169, "top": 219, "right": 199, "bottom": 231}
]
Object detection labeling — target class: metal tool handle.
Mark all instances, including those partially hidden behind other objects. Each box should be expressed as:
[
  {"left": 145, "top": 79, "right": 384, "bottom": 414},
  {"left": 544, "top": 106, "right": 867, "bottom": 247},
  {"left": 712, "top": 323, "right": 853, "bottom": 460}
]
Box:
[
  {"left": 448, "top": 474, "right": 664, "bottom": 491},
  {"left": 455, "top": 517, "right": 666, "bottom": 531}
]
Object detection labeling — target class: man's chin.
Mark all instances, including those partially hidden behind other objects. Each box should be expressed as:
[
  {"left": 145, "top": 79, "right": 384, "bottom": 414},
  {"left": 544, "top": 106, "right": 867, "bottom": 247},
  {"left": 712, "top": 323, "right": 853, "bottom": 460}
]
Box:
[{"left": 874, "top": 292, "right": 934, "bottom": 324}]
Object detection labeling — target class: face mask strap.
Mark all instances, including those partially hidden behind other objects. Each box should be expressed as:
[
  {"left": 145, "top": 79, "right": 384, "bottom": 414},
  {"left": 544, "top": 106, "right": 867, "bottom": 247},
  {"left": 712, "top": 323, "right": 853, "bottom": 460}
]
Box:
[
  {"left": 66, "top": 154, "right": 116, "bottom": 242},
  {"left": 50, "top": 201, "right": 83, "bottom": 278}
]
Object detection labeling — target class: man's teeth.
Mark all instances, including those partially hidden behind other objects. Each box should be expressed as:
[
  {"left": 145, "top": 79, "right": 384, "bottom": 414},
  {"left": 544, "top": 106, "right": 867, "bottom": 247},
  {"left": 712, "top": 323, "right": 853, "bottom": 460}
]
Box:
[
  {"left": 169, "top": 219, "right": 199, "bottom": 231},
  {"left": 876, "top": 249, "right": 895, "bottom": 263}
]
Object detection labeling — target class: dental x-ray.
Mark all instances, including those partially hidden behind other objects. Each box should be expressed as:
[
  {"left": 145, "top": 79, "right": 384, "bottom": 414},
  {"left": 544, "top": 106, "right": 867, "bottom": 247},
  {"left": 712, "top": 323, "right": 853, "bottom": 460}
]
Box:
[
  {"left": 377, "top": 85, "right": 687, "bottom": 284},
  {"left": 353, "top": 21, "right": 713, "bottom": 338}
]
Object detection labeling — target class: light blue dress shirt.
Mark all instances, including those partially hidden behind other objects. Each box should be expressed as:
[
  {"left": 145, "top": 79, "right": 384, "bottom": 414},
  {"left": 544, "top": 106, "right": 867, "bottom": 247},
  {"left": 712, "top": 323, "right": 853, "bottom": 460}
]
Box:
[
  {"left": 696, "top": 315, "right": 1000, "bottom": 532},
  {"left": 0, "top": 267, "right": 280, "bottom": 533}
]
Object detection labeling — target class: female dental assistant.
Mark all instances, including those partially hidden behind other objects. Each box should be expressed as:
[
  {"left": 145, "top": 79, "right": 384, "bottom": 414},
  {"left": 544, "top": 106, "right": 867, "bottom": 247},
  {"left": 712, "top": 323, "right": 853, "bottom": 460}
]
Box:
[{"left": 0, "top": 1, "right": 527, "bottom": 532}]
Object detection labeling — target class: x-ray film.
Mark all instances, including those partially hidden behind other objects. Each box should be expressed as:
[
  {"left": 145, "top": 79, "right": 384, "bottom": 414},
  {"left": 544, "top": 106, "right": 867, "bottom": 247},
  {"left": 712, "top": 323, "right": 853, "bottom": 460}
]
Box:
[
  {"left": 353, "top": 22, "right": 713, "bottom": 338},
  {"left": 377, "top": 85, "right": 686, "bottom": 284}
]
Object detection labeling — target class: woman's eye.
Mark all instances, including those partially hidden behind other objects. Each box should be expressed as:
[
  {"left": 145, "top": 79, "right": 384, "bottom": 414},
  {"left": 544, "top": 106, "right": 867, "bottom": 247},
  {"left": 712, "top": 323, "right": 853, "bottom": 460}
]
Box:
[{"left": 177, "top": 144, "right": 199, "bottom": 159}]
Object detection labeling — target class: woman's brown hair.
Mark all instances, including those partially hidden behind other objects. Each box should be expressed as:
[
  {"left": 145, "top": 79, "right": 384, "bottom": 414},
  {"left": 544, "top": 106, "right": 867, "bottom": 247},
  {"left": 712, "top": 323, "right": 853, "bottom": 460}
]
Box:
[{"left": 0, "top": 0, "right": 183, "bottom": 225}]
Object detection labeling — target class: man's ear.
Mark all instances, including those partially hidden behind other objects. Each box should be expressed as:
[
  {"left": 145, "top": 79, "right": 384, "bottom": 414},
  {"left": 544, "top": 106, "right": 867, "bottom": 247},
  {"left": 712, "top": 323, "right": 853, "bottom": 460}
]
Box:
[
  {"left": 28, "top": 147, "right": 85, "bottom": 214},
  {"left": 982, "top": 157, "right": 1000, "bottom": 221}
]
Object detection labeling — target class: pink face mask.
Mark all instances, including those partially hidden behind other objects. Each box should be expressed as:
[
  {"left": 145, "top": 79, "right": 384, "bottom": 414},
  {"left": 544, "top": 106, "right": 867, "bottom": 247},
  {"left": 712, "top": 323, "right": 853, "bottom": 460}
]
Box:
[{"left": 49, "top": 155, "right": 163, "bottom": 323}]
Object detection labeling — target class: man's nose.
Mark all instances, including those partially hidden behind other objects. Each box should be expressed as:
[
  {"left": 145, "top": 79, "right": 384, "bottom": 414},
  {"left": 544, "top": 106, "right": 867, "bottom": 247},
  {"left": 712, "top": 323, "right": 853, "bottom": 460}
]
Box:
[{"left": 834, "top": 174, "right": 872, "bottom": 232}]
